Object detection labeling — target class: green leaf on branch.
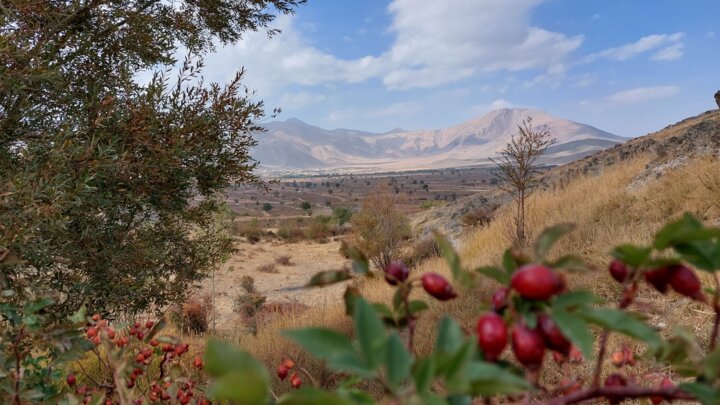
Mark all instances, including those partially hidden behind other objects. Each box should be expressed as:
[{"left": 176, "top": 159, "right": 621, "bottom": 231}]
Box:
[
  {"left": 465, "top": 362, "right": 533, "bottom": 396},
  {"left": 550, "top": 310, "right": 593, "bottom": 358},
  {"left": 580, "top": 308, "right": 661, "bottom": 350},
  {"left": 474, "top": 266, "right": 510, "bottom": 284},
  {"left": 341, "top": 241, "right": 370, "bottom": 274},
  {"left": 307, "top": 270, "right": 352, "bottom": 287},
  {"left": 407, "top": 300, "right": 429, "bottom": 315},
  {"left": 433, "top": 230, "right": 462, "bottom": 280},
  {"left": 534, "top": 223, "right": 575, "bottom": 261},
  {"left": 278, "top": 388, "right": 356, "bottom": 405},
  {"left": 354, "top": 298, "right": 387, "bottom": 369},
  {"left": 384, "top": 333, "right": 413, "bottom": 390},
  {"left": 552, "top": 291, "right": 598, "bottom": 309},
  {"left": 344, "top": 286, "right": 361, "bottom": 316},
  {"left": 653, "top": 213, "right": 714, "bottom": 250},
  {"left": 204, "top": 339, "right": 270, "bottom": 404},
  {"left": 412, "top": 357, "right": 437, "bottom": 394},
  {"left": 674, "top": 240, "right": 720, "bottom": 272},
  {"left": 678, "top": 382, "right": 720, "bottom": 405},
  {"left": 436, "top": 316, "right": 464, "bottom": 354},
  {"left": 551, "top": 255, "right": 590, "bottom": 272},
  {"left": 610, "top": 244, "right": 652, "bottom": 267}
]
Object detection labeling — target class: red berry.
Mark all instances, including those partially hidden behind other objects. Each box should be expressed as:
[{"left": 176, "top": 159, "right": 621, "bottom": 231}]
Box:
[
  {"left": 91, "top": 336, "right": 100, "bottom": 345},
  {"left": 668, "top": 265, "right": 705, "bottom": 301},
  {"left": 126, "top": 379, "right": 135, "bottom": 389},
  {"left": 604, "top": 373, "right": 627, "bottom": 387},
  {"left": 491, "top": 287, "right": 509, "bottom": 313},
  {"left": 149, "top": 339, "right": 158, "bottom": 347},
  {"left": 193, "top": 356, "right": 203, "bottom": 369},
  {"left": 86, "top": 327, "right": 98, "bottom": 338},
  {"left": 145, "top": 320, "right": 154, "bottom": 329},
  {"left": 476, "top": 313, "right": 507, "bottom": 361},
  {"left": 537, "top": 314, "right": 571, "bottom": 355},
  {"left": 609, "top": 260, "right": 629, "bottom": 283},
  {"left": 290, "top": 373, "right": 302, "bottom": 389},
  {"left": 511, "top": 323, "right": 546, "bottom": 371},
  {"left": 282, "top": 358, "right": 295, "bottom": 369},
  {"left": 135, "top": 354, "right": 145, "bottom": 363},
  {"left": 421, "top": 273, "right": 457, "bottom": 301},
  {"left": 92, "top": 314, "right": 101, "bottom": 322},
  {"left": 67, "top": 374, "right": 76, "bottom": 386},
  {"left": 384, "top": 261, "right": 410, "bottom": 285},
  {"left": 644, "top": 267, "right": 671, "bottom": 293},
  {"left": 277, "top": 364, "right": 289, "bottom": 380},
  {"left": 136, "top": 331, "right": 145, "bottom": 340},
  {"left": 510, "top": 264, "right": 562, "bottom": 301},
  {"left": 650, "top": 377, "right": 674, "bottom": 404}
]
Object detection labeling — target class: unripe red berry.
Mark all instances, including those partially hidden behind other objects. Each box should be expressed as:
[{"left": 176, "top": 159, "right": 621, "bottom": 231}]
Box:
[
  {"left": 67, "top": 374, "right": 76, "bottom": 386},
  {"left": 510, "top": 264, "right": 562, "bottom": 301},
  {"left": 668, "top": 265, "right": 705, "bottom": 301},
  {"left": 644, "top": 267, "right": 671, "bottom": 293},
  {"left": 277, "top": 364, "right": 289, "bottom": 380},
  {"left": 290, "top": 373, "right": 302, "bottom": 389},
  {"left": 145, "top": 320, "right": 154, "bottom": 329},
  {"left": 384, "top": 261, "right": 410, "bottom": 285},
  {"left": 491, "top": 287, "right": 509, "bottom": 313},
  {"left": 537, "top": 314, "right": 571, "bottom": 355},
  {"left": 511, "top": 323, "right": 546, "bottom": 371},
  {"left": 421, "top": 273, "right": 457, "bottom": 301},
  {"left": 476, "top": 313, "right": 507, "bottom": 361},
  {"left": 193, "top": 356, "right": 203, "bottom": 370},
  {"left": 609, "top": 260, "right": 629, "bottom": 283}
]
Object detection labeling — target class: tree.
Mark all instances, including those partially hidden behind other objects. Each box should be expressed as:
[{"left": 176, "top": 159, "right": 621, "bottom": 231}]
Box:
[
  {"left": 300, "top": 201, "right": 312, "bottom": 211},
  {"left": 0, "top": 0, "right": 304, "bottom": 318},
  {"left": 262, "top": 203, "right": 273, "bottom": 212},
  {"left": 490, "top": 117, "right": 556, "bottom": 246},
  {"left": 350, "top": 187, "right": 411, "bottom": 270},
  {"left": 331, "top": 207, "right": 353, "bottom": 226}
]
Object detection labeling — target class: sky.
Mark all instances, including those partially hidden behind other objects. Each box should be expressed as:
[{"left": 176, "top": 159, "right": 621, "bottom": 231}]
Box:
[{"left": 201, "top": 0, "right": 720, "bottom": 137}]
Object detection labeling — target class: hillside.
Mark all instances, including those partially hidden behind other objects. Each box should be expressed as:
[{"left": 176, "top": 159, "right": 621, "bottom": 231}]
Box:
[
  {"left": 414, "top": 109, "right": 720, "bottom": 239},
  {"left": 254, "top": 108, "right": 624, "bottom": 171}
]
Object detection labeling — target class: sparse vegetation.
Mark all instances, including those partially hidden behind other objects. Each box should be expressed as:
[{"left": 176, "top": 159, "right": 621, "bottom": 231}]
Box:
[{"left": 257, "top": 263, "right": 279, "bottom": 273}]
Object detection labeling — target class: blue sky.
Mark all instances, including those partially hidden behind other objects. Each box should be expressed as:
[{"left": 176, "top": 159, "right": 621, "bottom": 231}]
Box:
[{"left": 203, "top": 0, "right": 720, "bottom": 137}]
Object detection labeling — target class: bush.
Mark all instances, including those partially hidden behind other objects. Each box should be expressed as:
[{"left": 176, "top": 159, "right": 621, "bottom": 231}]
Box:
[
  {"left": 262, "top": 202, "right": 273, "bottom": 211},
  {"left": 257, "top": 263, "right": 278, "bottom": 273},
  {"left": 461, "top": 204, "right": 498, "bottom": 228},
  {"left": 402, "top": 237, "right": 443, "bottom": 267},
  {"left": 179, "top": 296, "right": 211, "bottom": 334},
  {"left": 235, "top": 219, "right": 264, "bottom": 243},
  {"left": 350, "top": 187, "right": 412, "bottom": 270},
  {"left": 275, "top": 255, "right": 294, "bottom": 266},
  {"left": 241, "top": 275, "right": 256, "bottom": 293},
  {"left": 332, "top": 206, "right": 353, "bottom": 226},
  {"left": 278, "top": 223, "right": 305, "bottom": 242}
]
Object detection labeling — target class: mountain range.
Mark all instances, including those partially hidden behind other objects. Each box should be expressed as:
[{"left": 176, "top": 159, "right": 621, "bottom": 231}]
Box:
[{"left": 253, "top": 108, "right": 626, "bottom": 172}]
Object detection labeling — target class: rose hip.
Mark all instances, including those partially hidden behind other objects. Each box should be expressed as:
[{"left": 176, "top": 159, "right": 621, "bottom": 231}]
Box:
[
  {"left": 421, "top": 273, "right": 457, "bottom": 301},
  {"left": 476, "top": 313, "right": 507, "bottom": 361},
  {"left": 510, "top": 264, "right": 562, "bottom": 301},
  {"left": 511, "top": 323, "right": 546, "bottom": 371}
]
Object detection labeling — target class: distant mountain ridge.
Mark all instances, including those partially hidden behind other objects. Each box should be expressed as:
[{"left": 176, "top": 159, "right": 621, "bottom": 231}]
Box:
[{"left": 253, "top": 108, "right": 626, "bottom": 172}]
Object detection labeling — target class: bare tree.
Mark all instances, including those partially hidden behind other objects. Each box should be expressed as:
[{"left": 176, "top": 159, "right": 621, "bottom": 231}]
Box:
[
  {"left": 714, "top": 90, "right": 720, "bottom": 109},
  {"left": 490, "top": 117, "right": 556, "bottom": 246}
]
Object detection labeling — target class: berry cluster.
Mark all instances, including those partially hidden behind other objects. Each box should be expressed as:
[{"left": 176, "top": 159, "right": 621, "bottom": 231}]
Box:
[
  {"left": 610, "top": 259, "right": 705, "bottom": 301},
  {"left": 276, "top": 358, "right": 301, "bottom": 389}
]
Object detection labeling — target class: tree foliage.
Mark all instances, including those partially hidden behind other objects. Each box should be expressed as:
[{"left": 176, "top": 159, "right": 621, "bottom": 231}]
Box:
[{"left": 0, "top": 0, "right": 304, "bottom": 317}]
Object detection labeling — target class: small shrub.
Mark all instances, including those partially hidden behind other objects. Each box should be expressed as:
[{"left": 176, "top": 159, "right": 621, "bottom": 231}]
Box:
[
  {"left": 233, "top": 293, "right": 267, "bottom": 318},
  {"left": 262, "top": 202, "right": 273, "bottom": 211},
  {"left": 180, "top": 296, "right": 211, "bottom": 334},
  {"left": 275, "top": 255, "right": 293, "bottom": 266},
  {"left": 241, "top": 275, "right": 256, "bottom": 293},
  {"left": 257, "top": 263, "right": 278, "bottom": 273},
  {"left": 461, "top": 204, "right": 498, "bottom": 228},
  {"left": 278, "top": 223, "right": 305, "bottom": 242},
  {"left": 402, "top": 237, "right": 442, "bottom": 267}
]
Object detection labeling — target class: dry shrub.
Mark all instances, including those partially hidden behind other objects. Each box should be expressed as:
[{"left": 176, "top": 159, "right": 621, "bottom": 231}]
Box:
[
  {"left": 241, "top": 275, "right": 256, "bottom": 293},
  {"left": 350, "top": 186, "right": 412, "bottom": 270},
  {"left": 277, "top": 223, "right": 304, "bottom": 242},
  {"left": 460, "top": 204, "right": 498, "bottom": 228},
  {"left": 178, "top": 296, "right": 211, "bottom": 334},
  {"left": 402, "top": 237, "right": 442, "bottom": 267},
  {"left": 275, "top": 255, "right": 293, "bottom": 266},
  {"left": 235, "top": 221, "right": 263, "bottom": 243},
  {"left": 257, "top": 263, "right": 278, "bottom": 273}
]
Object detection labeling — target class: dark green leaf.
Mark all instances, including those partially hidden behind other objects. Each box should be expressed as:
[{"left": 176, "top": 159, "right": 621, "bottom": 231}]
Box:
[
  {"left": 610, "top": 244, "right": 652, "bottom": 267},
  {"left": 412, "top": 357, "right": 436, "bottom": 393},
  {"left": 385, "top": 333, "right": 413, "bottom": 390},
  {"left": 501, "top": 249, "right": 518, "bottom": 274},
  {"left": 474, "top": 266, "right": 510, "bottom": 284},
  {"left": 354, "top": 298, "right": 386, "bottom": 369},
  {"left": 343, "top": 286, "right": 361, "bottom": 316},
  {"left": 204, "top": 339, "right": 270, "bottom": 404},
  {"left": 551, "top": 310, "right": 593, "bottom": 358},
  {"left": 551, "top": 255, "right": 590, "bottom": 272},
  {"left": 342, "top": 241, "right": 370, "bottom": 274},
  {"left": 552, "top": 291, "right": 598, "bottom": 309},
  {"left": 307, "top": 270, "right": 352, "bottom": 287},
  {"left": 278, "top": 388, "right": 356, "bottom": 405},
  {"left": 653, "top": 213, "right": 707, "bottom": 250},
  {"left": 678, "top": 382, "right": 720, "bottom": 405},
  {"left": 436, "top": 316, "right": 464, "bottom": 354},
  {"left": 534, "top": 223, "right": 575, "bottom": 260},
  {"left": 407, "top": 300, "right": 429, "bottom": 315},
  {"left": 465, "top": 362, "right": 533, "bottom": 396},
  {"left": 580, "top": 308, "right": 660, "bottom": 349},
  {"left": 434, "top": 230, "right": 462, "bottom": 280}
]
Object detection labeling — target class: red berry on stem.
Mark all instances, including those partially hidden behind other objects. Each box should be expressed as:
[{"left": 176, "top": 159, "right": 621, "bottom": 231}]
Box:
[
  {"left": 644, "top": 267, "right": 671, "bottom": 293},
  {"left": 282, "top": 358, "right": 295, "bottom": 369},
  {"left": 510, "top": 264, "right": 562, "bottom": 301},
  {"left": 421, "top": 273, "right": 457, "bottom": 301},
  {"left": 609, "top": 260, "right": 629, "bottom": 283},
  {"left": 668, "top": 265, "right": 705, "bottom": 301},
  {"left": 604, "top": 373, "right": 628, "bottom": 387},
  {"left": 384, "top": 261, "right": 410, "bottom": 285},
  {"left": 537, "top": 314, "right": 571, "bottom": 355},
  {"left": 491, "top": 287, "right": 509, "bottom": 313},
  {"left": 511, "top": 323, "right": 546, "bottom": 371},
  {"left": 86, "top": 327, "right": 98, "bottom": 338},
  {"left": 145, "top": 320, "right": 154, "bottom": 329},
  {"left": 290, "top": 373, "right": 302, "bottom": 389},
  {"left": 277, "top": 365, "right": 288, "bottom": 380},
  {"left": 476, "top": 313, "right": 507, "bottom": 362},
  {"left": 67, "top": 374, "right": 76, "bottom": 386}
]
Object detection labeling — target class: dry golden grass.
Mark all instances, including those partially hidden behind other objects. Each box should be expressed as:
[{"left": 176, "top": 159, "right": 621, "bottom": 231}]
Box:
[{"left": 217, "top": 156, "right": 720, "bottom": 397}]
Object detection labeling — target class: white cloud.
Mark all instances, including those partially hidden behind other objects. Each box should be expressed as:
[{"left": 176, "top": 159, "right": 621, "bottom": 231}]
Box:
[
  {"left": 584, "top": 33, "right": 684, "bottom": 62},
  {"left": 279, "top": 92, "right": 327, "bottom": 108},
  {"left": 581, "top": 86, "right": 680, "bottom": 110},
  {"left": 707, "top": 31, "right": 716, "bottom": 38},
  {"left": 469, "top": 99, "right": 515, "bottom": 116},
  {"left": 201, "top": 0, "right": 583, "bottom": 92},
  {"left": 368, "top": 102, "right": 421, "bottom": 117},
  {"left": 651, "top": 44, "right": 684, "bottom": 61}
]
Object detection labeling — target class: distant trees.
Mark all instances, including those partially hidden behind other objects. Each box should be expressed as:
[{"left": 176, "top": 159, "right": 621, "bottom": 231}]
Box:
[
  {"left": 262, "top": 203, "right": 273, "bottom": 212},
  {"left": 490, "top": 117, "right": 556, "bottom": 246},
  {"left": 351, "top": 188, "right": 411, "bottom": 270}
]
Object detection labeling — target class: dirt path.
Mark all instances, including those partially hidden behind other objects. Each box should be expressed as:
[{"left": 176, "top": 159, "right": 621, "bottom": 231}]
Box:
[{"left": 199, "top": 239, "right": 350, "bottom": 330}]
